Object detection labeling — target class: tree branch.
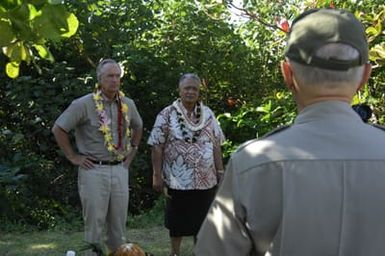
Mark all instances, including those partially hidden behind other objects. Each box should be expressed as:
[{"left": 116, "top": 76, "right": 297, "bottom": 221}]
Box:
[{"left": 225, "top": 0, "right": 287, "bottom": 33}]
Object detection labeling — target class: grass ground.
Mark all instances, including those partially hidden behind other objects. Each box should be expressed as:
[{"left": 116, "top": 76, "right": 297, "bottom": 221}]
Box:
[
  {"left": 0, "top": 225, "right": 194, "bottom": 255},
  {"left": 0, "top": 198, "right": 194, "bottom": 255}
]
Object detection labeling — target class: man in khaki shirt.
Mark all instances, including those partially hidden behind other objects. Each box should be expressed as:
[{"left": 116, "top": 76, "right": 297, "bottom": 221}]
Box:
[
  {"left": 194, "top": 9, "right": 385, "bottom": 256},
  {"left": 52, "top": 59, "right": 142, "bottom": 255}
]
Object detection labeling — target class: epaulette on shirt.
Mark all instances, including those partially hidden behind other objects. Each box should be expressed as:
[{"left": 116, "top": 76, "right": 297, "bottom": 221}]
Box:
[
  {"left": 261, "top": 125, "right": 291, "bottom": 138},
  {"left": 234, "top": 125, "right": 291, "bottom": 153},
  {"left": 372, "top": 123, "right": 385, "bottom": 132}
]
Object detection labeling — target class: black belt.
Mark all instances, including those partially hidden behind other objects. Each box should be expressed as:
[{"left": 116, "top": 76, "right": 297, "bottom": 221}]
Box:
[{"left": 91, "top": 159, "right": 124, "bottom": 165}]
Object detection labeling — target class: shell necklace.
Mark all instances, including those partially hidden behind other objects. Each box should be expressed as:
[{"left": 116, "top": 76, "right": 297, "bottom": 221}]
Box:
[{"left": 172, "top": 99, "right": 205, "bottom": 143}]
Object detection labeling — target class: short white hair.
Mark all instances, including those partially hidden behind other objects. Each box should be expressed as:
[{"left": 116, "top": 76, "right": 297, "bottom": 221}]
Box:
[
  {"left": 178, "top": 73, "right": 201, "bottom": 87},
  {"left": 96, "top": 59, "right": 121, "bottom": 83},
  {"left": 289, "top": 43, "right": 365, "bottom": 88}
]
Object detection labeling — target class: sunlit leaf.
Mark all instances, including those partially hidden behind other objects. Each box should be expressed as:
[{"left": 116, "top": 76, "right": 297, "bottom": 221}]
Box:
[
  {"left": 1, "top": 0, "right": 22, "bottom": 10},
  {"left": 19, "top": 42, "right": 31, "bottom": 62},
  {"left": 2, "top": 43, "right": 18, "bottom": 60},
  {"left": 366, "top": 26, "right": 379, "bottom": 37},
  {"left": 33, "top": 5, "right": 78, "bottom": 41},
  {"left": 33, "top": 44, "right": 54, "bottom": 62},
  {"left": 48, "top": 0, "right": 63, "bottom": 4},
  {"left": 371, "top": 44, "right": 385, "bottom": 59},
  {"left": 2, "top": 41, "right": 29, "bottom": 62},
  {"left": 10, "top": 3, "right": 37, "bottom": 21},
  {"left": 5, "top": 61, "right": 20, "bottom": 78},
  {"left": 27, "top": 3, "right": 40, "bottom": 20},
  {"left": 375, "top": 20, "right": 382, "bottom": 36},
  {"left": 60, "top": 13, "right": 79, "bottom": 38}
]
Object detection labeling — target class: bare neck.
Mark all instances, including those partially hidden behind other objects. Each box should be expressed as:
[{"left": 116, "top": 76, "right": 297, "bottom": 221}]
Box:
[
  {"left": 182, "top": 102, "right": 195, "bottom": 112},
  {"left": 101, "top": 90, "right": 117, "bottom": 101}
]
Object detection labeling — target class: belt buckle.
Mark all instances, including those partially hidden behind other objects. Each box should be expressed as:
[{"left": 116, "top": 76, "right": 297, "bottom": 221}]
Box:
[{"left": 92, "top": 159, "right": 123, "bottom": 165}]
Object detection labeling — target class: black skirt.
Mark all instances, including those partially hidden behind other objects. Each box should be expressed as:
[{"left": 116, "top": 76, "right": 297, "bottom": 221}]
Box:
[{"left": 165, "top": 186, "right": 217, "bottom": 237}]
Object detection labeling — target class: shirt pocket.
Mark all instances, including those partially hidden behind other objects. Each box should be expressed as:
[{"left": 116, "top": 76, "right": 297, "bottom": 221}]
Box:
[
  {"left": 84, "top": 117, "right": 104, "bottom": 143},
  {"left": 89, "top": 116, "right": 100, "bottom": 127}
]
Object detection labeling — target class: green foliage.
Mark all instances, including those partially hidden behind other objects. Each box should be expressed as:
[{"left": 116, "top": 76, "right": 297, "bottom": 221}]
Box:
[
  {"left": 203, "top": 0, "right": 385, "bottom": 116},
  {"left": 0, "top": 0, "right": 78, "bottom": 78},
  {"left": 218, "top": 89, "right": 296, "bottom": 160},
  {"left": 128, "top": 195, "right": 165, "bottom": 229},
  {"left": 0, "top": 61, "right": 87, "bottom": 227},
  {"left": 1, "top": 0, "right": 385, "bottom": 231}
]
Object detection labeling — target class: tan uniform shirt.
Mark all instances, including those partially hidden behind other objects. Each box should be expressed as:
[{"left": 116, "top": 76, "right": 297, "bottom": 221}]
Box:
[
  {"left": 195, "top": 101, "right": 385, "bottom": 256},
  {"left": 55, "top": 93, "right": 142, "bottom": 161}
]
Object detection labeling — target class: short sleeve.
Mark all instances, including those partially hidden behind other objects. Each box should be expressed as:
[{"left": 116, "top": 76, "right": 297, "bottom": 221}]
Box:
[
  {"left": 147, "top": 107, "right": 171, "bottom": 146},
  {"left": 126, "top": 98, "right": 143, "bottom": 130},
  {"left": 208, "top": 108, "right": 226, "bottom": 145},
  {"left": 54, "top": 99, "right": 87, "bottom": 132}
]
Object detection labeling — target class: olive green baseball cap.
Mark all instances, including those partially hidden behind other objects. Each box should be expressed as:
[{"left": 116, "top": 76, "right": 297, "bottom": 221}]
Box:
[{"left": 285, "top": 8, "right": 368, "bottom": 70}]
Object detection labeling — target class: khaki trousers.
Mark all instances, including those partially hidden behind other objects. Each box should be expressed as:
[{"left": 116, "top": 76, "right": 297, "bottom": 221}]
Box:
[{"left": 78, "top": 164, "right": 129, "bottom": 256}]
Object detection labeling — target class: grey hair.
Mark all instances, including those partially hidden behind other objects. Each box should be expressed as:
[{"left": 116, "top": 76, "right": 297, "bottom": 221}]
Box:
[
  {"left": 96, "top": 59, "right": 121, "bottom": 83},
  {"left": 178, "top": 73, "right": 201, "bottom": 87},
  {"left": 289, "top": 43, "right": 365, "bottom": 88}
]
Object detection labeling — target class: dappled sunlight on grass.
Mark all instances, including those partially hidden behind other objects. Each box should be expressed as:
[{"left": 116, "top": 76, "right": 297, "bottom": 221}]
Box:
[
  {"left": 1, "top": 226, "right": 193, "bottom": 256},
  {"left": 0, "top": 230, "right": 83, "bottom": 256},
  {"left": 30, "top": 243, "right": 57, "bottom": 250}
]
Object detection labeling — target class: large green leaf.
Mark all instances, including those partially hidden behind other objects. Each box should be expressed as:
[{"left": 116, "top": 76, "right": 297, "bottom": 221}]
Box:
[
  {"left": 0, "top": 0, "right": 22, "bottom": 10},
  {"left": 1, "top": 1, "right": 78, "bottom": 78},
  {"left": 2, "top": 41, "right": 30, "bottom": 63},
  {"left": 0, "top": 19, "right": 15, "bottom": 46},
  {"left": 9, "top": 3, "right": 39, "bottom": 21},
  {"left": 8, "top": 3, "right": 39, "bottom": 41},
  {"left": 60, "top": 12, "right": 79, "bottom": 38},
  {"left": 33, "top": 4, "right": 78, "bottom": 41},
  {"left": 5, "top": 61, "right": 20, "bottom": 78}
]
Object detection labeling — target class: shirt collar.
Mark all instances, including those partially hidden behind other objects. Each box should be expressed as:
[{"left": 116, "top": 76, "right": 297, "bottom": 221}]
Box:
[
  {"left": 101, "top": 91, "right": 119, "bottom": 103},
  {"left": 295, "top": 101, "right": 362, "bottom": 125}
]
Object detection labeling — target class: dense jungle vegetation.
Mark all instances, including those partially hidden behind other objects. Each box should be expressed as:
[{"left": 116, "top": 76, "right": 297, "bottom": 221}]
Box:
[{"left": 1, "top": 0, "right": 384, "bottom": 230}]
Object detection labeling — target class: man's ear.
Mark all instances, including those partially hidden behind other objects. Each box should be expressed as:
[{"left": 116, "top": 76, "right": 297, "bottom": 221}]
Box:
[
  {"left": 281, "top": 61, "right": 295, "bottom": 91},
  {"left": 357, "top": 63, "right": 372, "bottom": 91}
]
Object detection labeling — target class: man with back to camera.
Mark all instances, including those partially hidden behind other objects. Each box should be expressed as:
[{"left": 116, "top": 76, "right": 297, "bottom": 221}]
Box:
[
  {"left": 194, "top": 8, "right": 385, "bottom": 256},
  {"left": 52, "top": 59, "right": 143, "bottom": 255}
]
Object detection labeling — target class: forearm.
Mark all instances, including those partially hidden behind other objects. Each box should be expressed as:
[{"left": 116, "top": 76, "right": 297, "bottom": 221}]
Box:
[
  {"left": 151, "top": 145, "right": 163, "bottom": 176},
  {"left": 123, "top": 127, "right": 142, "bottom": 167},
  {"left": 130, "top": 127, "right": 143, "bottom": 147},
  {"left": 151, "top": 145, "right": 164, "bottom": 192},
  {"left": 213, "top": 145, "right": 224, "bottom": 171}
]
